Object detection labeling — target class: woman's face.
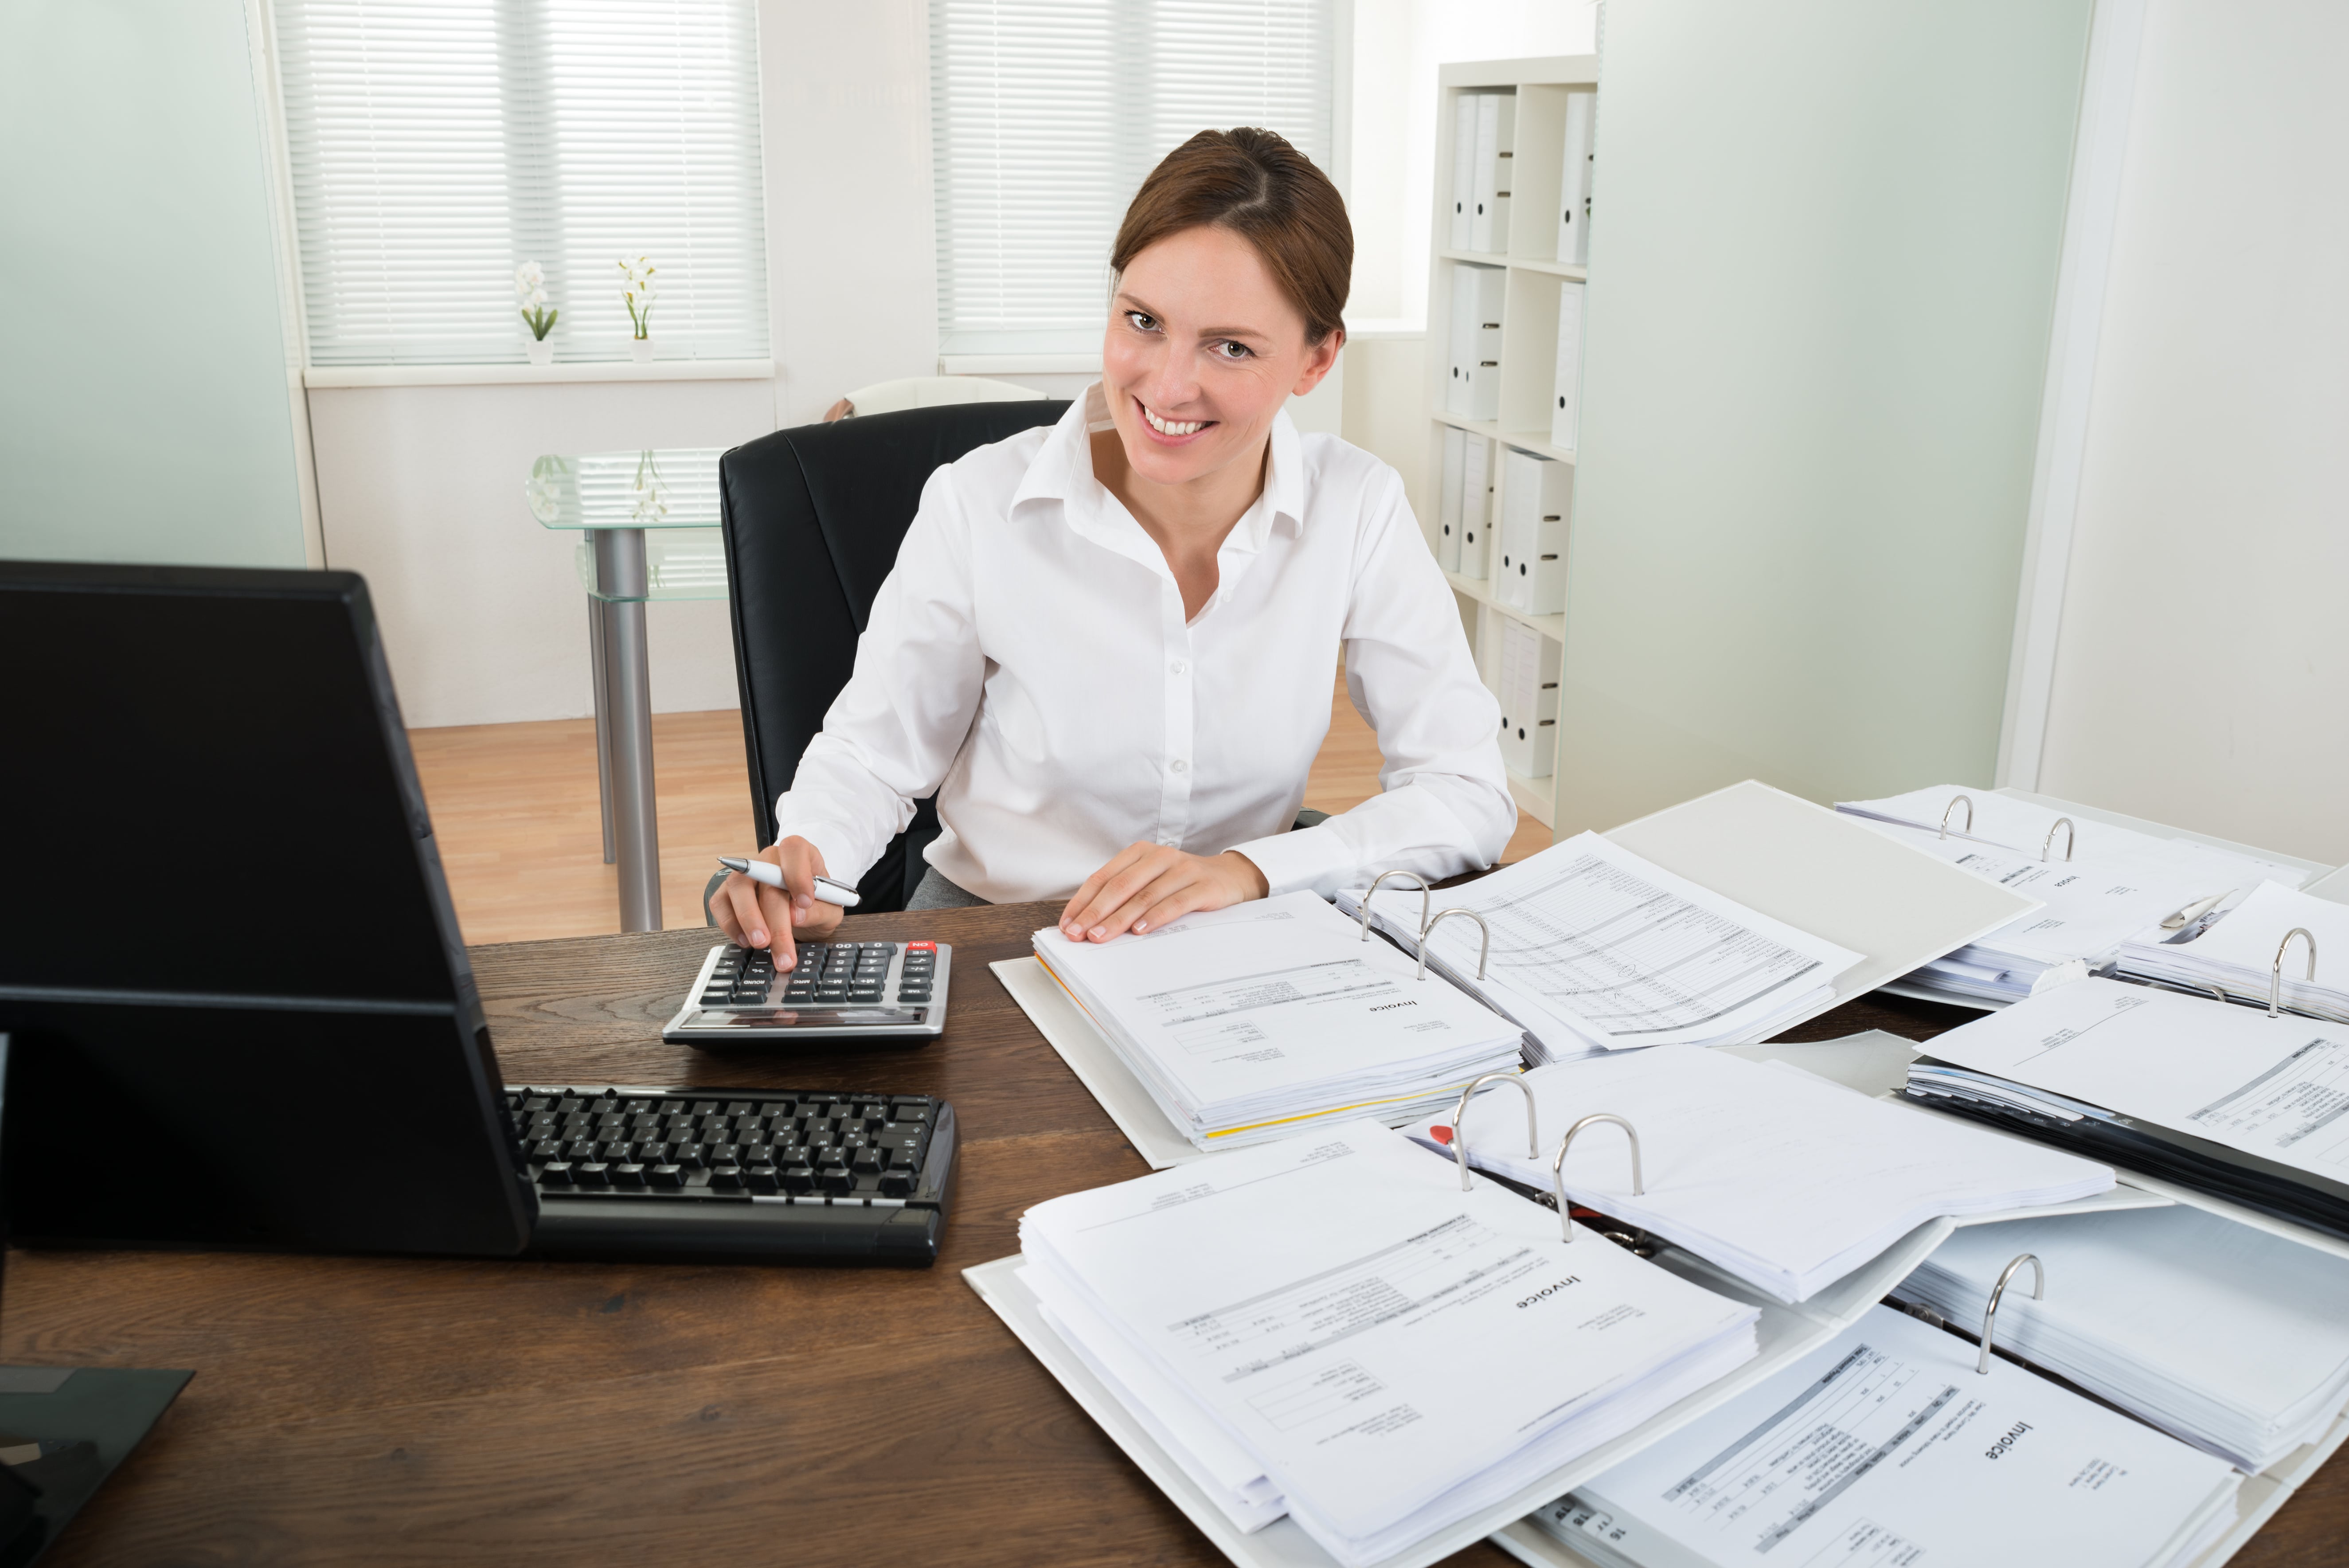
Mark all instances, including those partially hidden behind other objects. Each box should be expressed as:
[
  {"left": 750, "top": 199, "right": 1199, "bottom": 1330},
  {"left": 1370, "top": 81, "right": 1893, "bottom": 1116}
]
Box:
[{"left": 1101, "top": 225, "right": 1341, "bottom": 493}]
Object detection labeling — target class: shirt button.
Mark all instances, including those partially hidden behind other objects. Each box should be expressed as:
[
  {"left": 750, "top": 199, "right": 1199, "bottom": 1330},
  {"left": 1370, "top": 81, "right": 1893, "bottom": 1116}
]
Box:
[
  {"left": 1170, "top": 660, "right": 1188, "bottom": 675},
  {"left": 1170, "top": 759, "right": 1189, "bottom": 774}
]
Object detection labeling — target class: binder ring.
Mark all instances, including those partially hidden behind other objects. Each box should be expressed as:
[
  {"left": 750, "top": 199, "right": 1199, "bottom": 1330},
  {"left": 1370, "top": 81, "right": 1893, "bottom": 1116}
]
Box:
[
  {"left": 1978, "top": 1252, "right": 2043, "bottom": 1374},
  {"left": 1939, "top": 794, "right": 1974, "bottom": 840},
  {"left": 2041, "top": 817, "right": 2075, "bottom": 863},
  {"left": 1418, "top": 908, "right": 1491, "bottom": 982},
  {"left": 1448, "top": 1072, "right": 1536, "bottom": 1192},
  {"left": 1360, "top": 870, "right": 1431, "bottom": 943},
  {"left": 1549, "top": 1114, "right": 1644, "bottom": 1244},
  {"left": 2270, "top": 927, "right": 2317, "bottom": 1019}
]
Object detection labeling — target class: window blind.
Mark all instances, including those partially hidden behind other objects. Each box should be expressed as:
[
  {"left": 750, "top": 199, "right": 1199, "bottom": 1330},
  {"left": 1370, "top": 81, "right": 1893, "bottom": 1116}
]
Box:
[
  {"left": 275, "top": 0, "right": 768, "bottom": 366},
  {"left": 929, "top": 0, "right": 1336, "bottom": 358}
]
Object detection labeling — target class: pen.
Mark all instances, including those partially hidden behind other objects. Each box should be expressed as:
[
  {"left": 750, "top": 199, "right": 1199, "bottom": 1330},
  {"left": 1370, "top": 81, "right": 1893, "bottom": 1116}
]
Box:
[{"left": 715, "top": 856, "right": 862, "bottom": 908}]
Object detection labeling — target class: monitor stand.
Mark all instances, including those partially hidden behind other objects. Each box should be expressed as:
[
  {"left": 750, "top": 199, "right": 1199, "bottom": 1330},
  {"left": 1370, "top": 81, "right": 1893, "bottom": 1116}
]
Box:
[{"left": 0, "top": 1036, "right": 192, "bottom": 1564}]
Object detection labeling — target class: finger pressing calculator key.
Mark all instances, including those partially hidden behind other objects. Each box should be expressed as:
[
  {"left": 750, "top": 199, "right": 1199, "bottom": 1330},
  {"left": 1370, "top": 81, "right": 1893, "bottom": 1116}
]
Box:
[{"left": 662, "top": 940, "right": 952, "bottom": 1048}]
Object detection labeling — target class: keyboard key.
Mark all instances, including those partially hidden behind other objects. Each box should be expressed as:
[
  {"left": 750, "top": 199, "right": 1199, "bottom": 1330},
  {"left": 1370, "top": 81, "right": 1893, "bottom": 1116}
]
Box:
[
  {"left": 539, "top": 1162, "right": 575, "bottom": 1187},
  {"left": 574, "top": 1162, "right": 612, "bottom": 1189},
  {"left": 744, "top": 1166, "right": 781, "bottom": 1195},
  {"left": 781, "top": 1164, "right": 816, "bottom": 1194},
  {"left": 708, "top": 1165, "right": 744, "bottom": 1191},
  {"left": 819, "top": 1167, "right": 856, "bottom": 1195},
  {"left": 610, "top": 1163, "right": 647, "bottom": 1189},
  {"left": 646, "top": 1164, "right": 684, "bottom": 1190},
  {"left": 879, "top": 1171, "right": 915, "bottom": 1197},
  {"left": 850, "top": 1149, "right": 883, "bottom": 1175}
]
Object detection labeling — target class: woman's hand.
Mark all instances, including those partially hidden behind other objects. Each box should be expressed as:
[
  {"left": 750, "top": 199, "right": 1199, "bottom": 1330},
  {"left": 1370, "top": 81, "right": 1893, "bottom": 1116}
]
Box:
[
  {"left": 1059, "top": 845, "right": 1270, "bottom": 943},
  {"left": 711, "top": 836, "right": 845, "bottom": 970}
]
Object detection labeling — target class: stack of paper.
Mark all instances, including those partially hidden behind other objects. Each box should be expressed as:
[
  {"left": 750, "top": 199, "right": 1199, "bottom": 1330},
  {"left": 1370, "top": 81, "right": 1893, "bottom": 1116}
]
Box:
[
  {"left": 1899, "top": 1204, "right": 2349, "bottom": 1471},
  {"left": 1530, "top": 1304, "right": 2242, "bottom": 1568},
  {"left": 1017, "top": 1122, "right": 1760, "bottom": 1568},
  {"left": 1903, "top": 979, "right": 2349, "bottom": 1240},
  {"left": 1031, "top": 892, "right": 1526, "bottom": 1152},
  {"left": 2117, "top": 880, "right": 2349, "bottom": 1021},
  {"left": 1835, "top": 785, "right": 2306, "bottom": 1005},
  {"left": 1337, "top": 833, "right": 1864, "bottom": 1064},
  {"left": 1414, "top": 1047, "right": 2112, "bottom": 1302}
]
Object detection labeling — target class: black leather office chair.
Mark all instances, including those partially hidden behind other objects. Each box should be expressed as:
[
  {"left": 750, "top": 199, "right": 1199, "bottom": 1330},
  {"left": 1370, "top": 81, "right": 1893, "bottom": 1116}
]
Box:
[{"left": 714, "top": 400, "right": 1071, "bottom": 915}]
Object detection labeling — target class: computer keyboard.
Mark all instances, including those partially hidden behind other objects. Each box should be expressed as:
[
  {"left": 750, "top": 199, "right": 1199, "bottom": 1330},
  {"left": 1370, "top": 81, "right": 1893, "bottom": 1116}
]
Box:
[
  {"left": 662, "top": 941, "right": 951, "bottom": 1046},
  {"left": 509, "top": 1085, "right": 957, "bottom": 1264}
]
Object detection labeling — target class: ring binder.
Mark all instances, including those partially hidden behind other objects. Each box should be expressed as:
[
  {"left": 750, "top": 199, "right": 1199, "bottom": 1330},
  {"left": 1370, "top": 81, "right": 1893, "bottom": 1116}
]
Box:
[
  {"left": 1418, "top": 908, "right": 1491, "bottom": 981},
  {"left": 1359, "top": 869, "right": 1431, "bottom": 943},
  {"left": 1548, "top": 1114, "right": 1644, "bottom": 1243},
  {"left": 2042, "top": 816, "right": 2075, "bottom": 863},
  {"left": 1978, "top": 1251, "right": 2044, "bottom": 1374},
  {"left": 1448, "top": 1072, "right": 1536, "bottom": 1191},
  {"left": 2269, "top": 927, "right": 2317, "bottom": 1019},
  {"left": 1939, "top": 794, "right": 1974, "bottom": 840}
]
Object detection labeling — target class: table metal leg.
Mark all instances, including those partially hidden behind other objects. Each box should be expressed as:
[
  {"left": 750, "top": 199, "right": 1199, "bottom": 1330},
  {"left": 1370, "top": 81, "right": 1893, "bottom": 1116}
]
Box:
[
  {"left": 587, "top": 596, "right": 616, "bottom": 865},
  {"left": 594, "top": 528, "right": 662, "bottom": 931}
]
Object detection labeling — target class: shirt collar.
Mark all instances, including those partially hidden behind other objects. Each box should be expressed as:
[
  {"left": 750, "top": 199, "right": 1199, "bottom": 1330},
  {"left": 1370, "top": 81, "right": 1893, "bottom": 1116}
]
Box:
[{"left": 1011, "top": 382, "right": 1309, "bottom": 549}]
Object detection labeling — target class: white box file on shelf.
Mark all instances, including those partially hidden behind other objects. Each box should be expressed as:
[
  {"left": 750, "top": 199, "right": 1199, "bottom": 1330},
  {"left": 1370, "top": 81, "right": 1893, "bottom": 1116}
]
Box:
[
  {"left": 1437, "top": 425, "right": 1466, "bottom": 571},
  {"left": 1458, "top": 432, "right": 1493, "bottom": 577},
  {"left": 1552, "top": 282, "right": 1586, "bottom": 453},
  {"left": 1470, "top": 91, "right": 1516, "bottom": 254},
  {"left": 1449, "top": 92, "right": 1478, "bottom": 251},
  {"left": 1498, "top": 447, "right": 1572, "bottom": 614},
  {"left": 1558, "top": 88, "right": 1595, "bottom": 266},
  {"left": 1448, "top": 262, "right": 1506, "bottom": 420},
  {"left": 1498, "top": 618, "right": 1560, "bottom": 778}
]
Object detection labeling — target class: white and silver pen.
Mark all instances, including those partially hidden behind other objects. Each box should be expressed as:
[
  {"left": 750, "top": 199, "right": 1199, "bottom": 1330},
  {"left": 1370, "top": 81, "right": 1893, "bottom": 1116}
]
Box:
[{"left": 715, "top": 856, "right": 862, "bottom": 908}]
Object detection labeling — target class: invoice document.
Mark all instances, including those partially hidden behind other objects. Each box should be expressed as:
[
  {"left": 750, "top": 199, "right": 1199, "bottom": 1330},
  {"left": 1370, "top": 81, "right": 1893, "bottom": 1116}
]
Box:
[
  {"left": 1917, "top": 980, "right": 2349, "bottom": 1187},
  {"left": 1537, "top": 1304, "right": 2241, "bottom": 1568},
  {"left": 1020, "top": 1121, "right": 1758, "bottom": 1568},
  {"left": 1347, "top": 833, "right": 1863, "bottom": 1059},
  {"left": 1415, "top": 1048, "right": 2111, "bottom": 1301}
]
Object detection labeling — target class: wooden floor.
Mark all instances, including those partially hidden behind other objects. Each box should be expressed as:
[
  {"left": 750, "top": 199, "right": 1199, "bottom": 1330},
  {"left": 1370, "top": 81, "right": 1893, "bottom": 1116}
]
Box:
[{"left": 410, "top": 678, "right": 1557, "bottom": 945}]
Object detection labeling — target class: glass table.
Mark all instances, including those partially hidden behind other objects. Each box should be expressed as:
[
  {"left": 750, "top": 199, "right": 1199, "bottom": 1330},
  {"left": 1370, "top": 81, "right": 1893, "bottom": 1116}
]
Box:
[{"left": 528, "top": 449, "right": 728, "bottom": 931}]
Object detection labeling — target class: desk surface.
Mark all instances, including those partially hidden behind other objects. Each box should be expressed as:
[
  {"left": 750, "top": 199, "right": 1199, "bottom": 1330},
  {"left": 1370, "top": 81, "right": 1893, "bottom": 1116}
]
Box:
[{"left": 11, "top": 900, "right": 2346, "bottom": 1566}]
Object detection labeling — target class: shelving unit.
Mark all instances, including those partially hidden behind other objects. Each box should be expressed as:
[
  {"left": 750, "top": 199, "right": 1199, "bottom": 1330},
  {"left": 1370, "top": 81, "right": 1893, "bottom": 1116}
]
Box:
[{"left": 1423, "top": 55, "right": 1600, "bottom": 835}]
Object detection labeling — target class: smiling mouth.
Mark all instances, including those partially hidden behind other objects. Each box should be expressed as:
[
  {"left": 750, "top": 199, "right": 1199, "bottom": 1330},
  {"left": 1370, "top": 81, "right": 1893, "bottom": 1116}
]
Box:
[{"left": 1138, "top": 400, "right": 1213, "bottom": 438}]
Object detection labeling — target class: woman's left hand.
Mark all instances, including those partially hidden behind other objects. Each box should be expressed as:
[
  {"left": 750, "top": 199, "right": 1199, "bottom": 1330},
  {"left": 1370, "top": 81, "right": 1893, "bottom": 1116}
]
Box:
[{"left": 1059, "top": 845, "right": 1270, "bottom": 942}]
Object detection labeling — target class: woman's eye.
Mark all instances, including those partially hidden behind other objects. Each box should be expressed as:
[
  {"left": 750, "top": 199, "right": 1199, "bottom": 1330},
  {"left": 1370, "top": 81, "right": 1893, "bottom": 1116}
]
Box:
[
  {"left": 1213, "top": 340, "right": 1252, "bottom": 360},
  {"left": 1126, "top": 311, "right": 1159, "bottom": 332}
]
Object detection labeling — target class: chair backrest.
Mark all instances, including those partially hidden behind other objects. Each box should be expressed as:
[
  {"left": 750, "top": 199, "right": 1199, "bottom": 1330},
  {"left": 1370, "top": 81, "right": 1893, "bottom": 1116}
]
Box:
[
  {"left": 840, "top": 375, "right": 1047, "bottom": 416},
  {"left": 717, "top": 400, "right": 1071, "bottom": 911}
]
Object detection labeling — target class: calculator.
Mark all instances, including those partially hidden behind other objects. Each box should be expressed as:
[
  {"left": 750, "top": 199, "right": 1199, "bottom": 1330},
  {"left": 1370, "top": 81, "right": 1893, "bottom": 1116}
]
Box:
[{"left": 661, "top": 939, "right": 951, "bottom": 1048}]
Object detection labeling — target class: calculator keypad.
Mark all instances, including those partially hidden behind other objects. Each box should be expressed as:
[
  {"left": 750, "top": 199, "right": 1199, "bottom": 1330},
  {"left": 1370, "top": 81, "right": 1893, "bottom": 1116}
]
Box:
[{"left": 698, "top": 941, "right": 942, "bottom": 1013}]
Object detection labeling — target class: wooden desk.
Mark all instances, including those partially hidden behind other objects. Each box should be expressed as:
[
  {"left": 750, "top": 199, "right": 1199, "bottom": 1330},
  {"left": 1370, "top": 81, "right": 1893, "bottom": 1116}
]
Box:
[{"left": 9, "top": 902, "right": 2345, "bottom": 1566}]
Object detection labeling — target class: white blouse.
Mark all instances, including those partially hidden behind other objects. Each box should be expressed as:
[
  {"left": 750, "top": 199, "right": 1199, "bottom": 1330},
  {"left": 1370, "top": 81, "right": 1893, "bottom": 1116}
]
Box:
[{"left": 772, "top": 384, "right": 1513, "bottom": 905}]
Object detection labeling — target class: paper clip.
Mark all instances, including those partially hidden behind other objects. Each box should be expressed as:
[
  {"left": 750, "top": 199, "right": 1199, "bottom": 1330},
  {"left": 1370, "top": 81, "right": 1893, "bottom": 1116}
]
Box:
[
  {"left": 2041, "top": 817, "right": 2075, "bottom": 863},
  {"left": 1448, "top": 1072, "right": 1536, "bottom": 1192},
  {"left": 1978, "top": 1252, "right": 2043, "bottom": 1374},
  {"left": 2270, "top": 927, "right": 2317, "bottom": 1019},
  {"left": 2160, "top": 891, "right": 2228, "bottom": 931},
  {"left": 1359, "top": 869, "right": 1431, "bottom": 943},
  {"left": 1939, "top": 794, "right": 1973, "bottom": 839},
  {"left": 1418, "top": 908, "right": 1490, "bottom": 982},
  {"left": 1549, "top": 1114, "right": 1643, "bottom": 1243}
]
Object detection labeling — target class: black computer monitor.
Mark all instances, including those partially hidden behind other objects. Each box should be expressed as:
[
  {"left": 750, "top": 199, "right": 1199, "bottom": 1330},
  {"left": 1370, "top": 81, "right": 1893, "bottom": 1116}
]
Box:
[{"left": 0, "top": 562, "right": 532, "bottom": 1257}]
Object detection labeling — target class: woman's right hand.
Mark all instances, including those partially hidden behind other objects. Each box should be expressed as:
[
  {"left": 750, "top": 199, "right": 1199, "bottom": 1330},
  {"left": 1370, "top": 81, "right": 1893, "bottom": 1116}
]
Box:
[{"left": 711, "top": 836, "right": 845, "bottom": 971}]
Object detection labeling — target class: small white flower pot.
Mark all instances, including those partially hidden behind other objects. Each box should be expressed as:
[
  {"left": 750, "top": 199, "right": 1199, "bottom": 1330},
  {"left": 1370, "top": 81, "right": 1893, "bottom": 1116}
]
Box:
[
  {"left": 629, "top": 338, "right": 654, "bottom": 363},
  {"left": 527, "top": 339, "right": 554, "bottom": 366}
]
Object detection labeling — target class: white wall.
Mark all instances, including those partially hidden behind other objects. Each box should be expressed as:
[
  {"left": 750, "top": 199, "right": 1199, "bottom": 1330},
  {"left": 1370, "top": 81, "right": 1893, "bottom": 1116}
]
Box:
[{"left": 2034, "top": 0, "right": 2349, "bottom": 866}]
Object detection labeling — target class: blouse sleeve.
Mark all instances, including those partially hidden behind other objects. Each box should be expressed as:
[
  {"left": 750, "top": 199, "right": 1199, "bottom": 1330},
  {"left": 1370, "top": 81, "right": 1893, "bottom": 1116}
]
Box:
[
  {"left": 1228, "top": 467, "right": 1516, "bottom": 898},
  {"left": 766, "top": 464, "right": 987, "bottom": 883}
]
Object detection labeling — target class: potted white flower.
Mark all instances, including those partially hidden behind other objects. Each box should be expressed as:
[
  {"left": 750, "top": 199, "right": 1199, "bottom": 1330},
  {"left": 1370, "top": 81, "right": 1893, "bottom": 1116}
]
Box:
[
  {"left": 620, "top": 257, "right": 657, "bottom": 360},
  {"left": 516, "top": 261, "right": 558, "bottom": 364}
]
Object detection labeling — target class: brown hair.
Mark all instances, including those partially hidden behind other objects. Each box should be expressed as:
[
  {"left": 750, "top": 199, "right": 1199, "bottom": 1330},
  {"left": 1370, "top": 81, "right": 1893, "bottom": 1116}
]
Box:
[{"left": 1111, "top": 128, "right": 1352, "bottom": 345}]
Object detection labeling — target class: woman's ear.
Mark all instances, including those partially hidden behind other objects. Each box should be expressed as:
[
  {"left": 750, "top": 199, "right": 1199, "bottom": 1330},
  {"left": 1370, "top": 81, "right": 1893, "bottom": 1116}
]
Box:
[{"left": 1290, "top": 328, "right": 1345, "bottom": 398}]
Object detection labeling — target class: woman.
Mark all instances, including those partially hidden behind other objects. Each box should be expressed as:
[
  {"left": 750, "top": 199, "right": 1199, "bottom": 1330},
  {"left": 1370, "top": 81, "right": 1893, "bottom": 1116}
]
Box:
[{"left": 714, "top": 127, "right": 1511, "bottom": 966}]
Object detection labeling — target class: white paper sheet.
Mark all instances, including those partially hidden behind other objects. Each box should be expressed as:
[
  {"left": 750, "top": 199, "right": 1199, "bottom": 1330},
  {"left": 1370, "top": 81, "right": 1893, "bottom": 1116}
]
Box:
[
  {"left": 2119, "top": 880, "right": 2349, "bottom": 1022},
  {"left": 1347, "top": 833, "right": 1863, "bottom": 1057},
  {"left": 1916, "top": 980, "right": 2349, "bottom": 1186},
  {"left": 1414, "top": 1048, "right": 2111, "bottom": 1302},
  {"left": 1537, "top": 1304, "right": 2241, "bottom": 1568},
  {"left": 1020, "top": 1122, "right": 1759, "bottom": 1568}
]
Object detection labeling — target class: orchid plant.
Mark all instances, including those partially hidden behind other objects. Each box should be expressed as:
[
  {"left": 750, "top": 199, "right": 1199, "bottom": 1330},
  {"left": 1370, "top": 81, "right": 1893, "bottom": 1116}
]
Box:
[
  {"left": 515, "top": 261, "right": 558, "bottom": 340},
  {"left": 618, "top": 257, "right": 657, "bottom": 340}
]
